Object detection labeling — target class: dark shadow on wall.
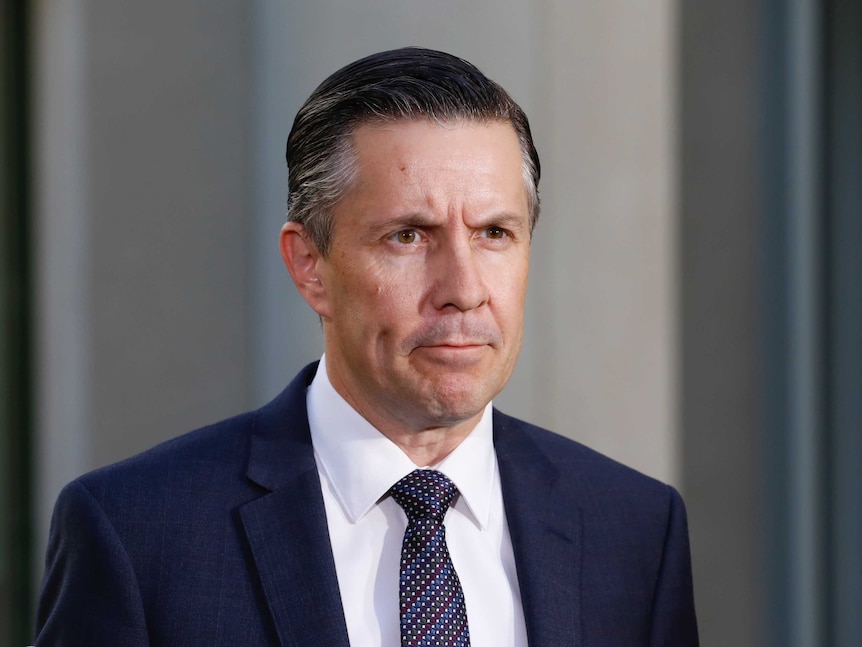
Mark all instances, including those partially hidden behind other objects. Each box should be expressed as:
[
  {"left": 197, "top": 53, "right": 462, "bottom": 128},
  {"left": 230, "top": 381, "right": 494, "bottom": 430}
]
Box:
[{"left": 0, "top": 0, "right": 35, "bottom": 645}]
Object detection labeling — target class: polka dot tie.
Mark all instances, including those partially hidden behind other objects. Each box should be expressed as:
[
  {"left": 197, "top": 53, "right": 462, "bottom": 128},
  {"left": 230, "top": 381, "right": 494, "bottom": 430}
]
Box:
[{"left": 390, "top": 469, "right": 471, "bottom": 647}]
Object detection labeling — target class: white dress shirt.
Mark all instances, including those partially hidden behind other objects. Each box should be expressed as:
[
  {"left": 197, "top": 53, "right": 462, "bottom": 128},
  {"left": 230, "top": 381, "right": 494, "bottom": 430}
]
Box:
[{"left": 307, "top": 356, "right": 528, "bottom": 647}]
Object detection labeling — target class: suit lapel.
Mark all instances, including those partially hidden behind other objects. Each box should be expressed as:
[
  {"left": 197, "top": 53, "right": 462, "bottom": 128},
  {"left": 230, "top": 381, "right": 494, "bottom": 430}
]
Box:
[
  {"left": 494, "top": 411, "right": 583, "bottom": 646},
  {"left": 238, "top": 364, "right": 350, "bottom": 647}
]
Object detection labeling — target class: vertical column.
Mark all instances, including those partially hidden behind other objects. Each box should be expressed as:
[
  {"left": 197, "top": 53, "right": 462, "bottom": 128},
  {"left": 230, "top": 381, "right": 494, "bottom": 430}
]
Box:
[
  {"left": 785, "top": 1, "right": 827, "bottom": 644},
  {"left": 1, "top": 0, "right": 34, "bottom": 641},
  {"left": 825, "top": 2, "right": 862, "bottom": 643},
  {"left": 679, "top": 1, "right": 762, "bottom": 645},
  {"left": 31, "top": 0, "right": 255, "bottom": 577},
  {"left": 534, "top": 0, "right": 679, "bottom": 484},
  {"left": 761, "top": 0, "right": 835, "bottom": 644},
  {"left": 31, "top": 0, "right": 92, "bottom": 568}
]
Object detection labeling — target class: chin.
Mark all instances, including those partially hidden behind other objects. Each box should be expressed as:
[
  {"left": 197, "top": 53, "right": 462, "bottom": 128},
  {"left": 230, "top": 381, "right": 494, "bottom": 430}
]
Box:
[{"left": 418, "top": 382, "right": 495, "bottom": 426}]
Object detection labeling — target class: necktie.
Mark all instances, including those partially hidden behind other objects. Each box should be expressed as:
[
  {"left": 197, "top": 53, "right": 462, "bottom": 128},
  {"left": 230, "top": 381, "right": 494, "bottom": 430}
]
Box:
[{"left": 390, "top": 469, "right": 471, "bottom": 647}]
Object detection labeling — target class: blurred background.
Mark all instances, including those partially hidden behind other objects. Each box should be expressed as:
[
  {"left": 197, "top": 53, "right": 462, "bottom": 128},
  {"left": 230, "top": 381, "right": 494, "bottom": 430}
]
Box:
[{"left": 2, "top": 1, "right": 860, "bottom": 645}]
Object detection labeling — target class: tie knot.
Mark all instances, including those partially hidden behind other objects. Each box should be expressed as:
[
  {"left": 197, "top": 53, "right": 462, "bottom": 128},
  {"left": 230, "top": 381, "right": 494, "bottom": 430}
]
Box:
[{"left": 390, "top": 469, "right": 457, "bottom": 523}]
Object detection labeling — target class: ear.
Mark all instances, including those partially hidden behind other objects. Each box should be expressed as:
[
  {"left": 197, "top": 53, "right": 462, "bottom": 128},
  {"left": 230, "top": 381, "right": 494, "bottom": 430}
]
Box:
[{"left": 279, "top": 221, "right": 331, "bottom": 318}]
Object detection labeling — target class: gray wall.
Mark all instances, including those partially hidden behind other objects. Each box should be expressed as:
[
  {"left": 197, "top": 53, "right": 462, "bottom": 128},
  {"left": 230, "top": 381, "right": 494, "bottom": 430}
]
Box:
[{"left": 32, "top": 0, "right": 255, "bottom": 552}]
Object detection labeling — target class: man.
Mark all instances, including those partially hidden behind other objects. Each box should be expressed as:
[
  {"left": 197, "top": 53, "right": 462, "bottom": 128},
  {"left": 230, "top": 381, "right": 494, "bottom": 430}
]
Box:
[{"left": 35, "top": 48, "right": 698, "bottom": 646}]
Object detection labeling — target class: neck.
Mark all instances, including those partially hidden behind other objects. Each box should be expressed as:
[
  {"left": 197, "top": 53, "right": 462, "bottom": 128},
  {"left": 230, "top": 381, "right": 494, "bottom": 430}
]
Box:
[{"left": 380, "top": 418, "right": 480, "bottom": 466}]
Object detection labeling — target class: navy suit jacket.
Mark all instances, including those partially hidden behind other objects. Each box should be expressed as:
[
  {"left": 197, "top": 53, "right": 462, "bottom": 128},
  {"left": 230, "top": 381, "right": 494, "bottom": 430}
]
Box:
[{"left": 36, "top": 362, "right": 698, "bottom": 646}]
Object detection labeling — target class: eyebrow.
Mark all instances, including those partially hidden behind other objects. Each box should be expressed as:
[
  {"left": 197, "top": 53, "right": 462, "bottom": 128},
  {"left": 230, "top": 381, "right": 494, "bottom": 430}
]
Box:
[
  {"left": 477, "top": 212, "right": 529, "bottom": 230},
  {"left": 368, "top": 211, "right": 529, "bottom": 235},
  {"left": 364, "top": 212, "right": 437, "bottom": 238}
]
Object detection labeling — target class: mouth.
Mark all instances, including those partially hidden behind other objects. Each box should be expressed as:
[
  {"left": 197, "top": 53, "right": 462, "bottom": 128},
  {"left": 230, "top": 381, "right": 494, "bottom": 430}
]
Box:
[
  {"left": 404, "top": 320, "right": 502, "bottom": 355},
  {"left": 415, "top": 339, "right": 490, "bottom": 352},
  {"left": 412, "top": 343, "right": 489, "bottom": 365},
  {"left": 424, "top": 342, "right": 486, "bottom": 349}
]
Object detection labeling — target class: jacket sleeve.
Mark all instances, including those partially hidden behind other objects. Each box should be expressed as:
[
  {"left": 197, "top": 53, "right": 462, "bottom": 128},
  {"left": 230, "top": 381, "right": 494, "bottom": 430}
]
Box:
[
  {"left": 649, "top": 485, "right": 699, "bottom": 646},
  {"left": 35, "top": 480, "right": 150, "bottom": 646}
]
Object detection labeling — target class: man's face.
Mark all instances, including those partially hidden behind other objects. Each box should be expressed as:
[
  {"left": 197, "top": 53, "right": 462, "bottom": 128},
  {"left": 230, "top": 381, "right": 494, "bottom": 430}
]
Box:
[{"left": 303, "top": 119, "right": 531, "bottom": 434}]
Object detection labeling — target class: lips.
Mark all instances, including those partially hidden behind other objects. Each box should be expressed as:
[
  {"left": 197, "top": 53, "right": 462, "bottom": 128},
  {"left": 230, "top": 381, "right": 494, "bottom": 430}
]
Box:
[{"left": 404, "top": 320, "right": 501, "bottom": 352}]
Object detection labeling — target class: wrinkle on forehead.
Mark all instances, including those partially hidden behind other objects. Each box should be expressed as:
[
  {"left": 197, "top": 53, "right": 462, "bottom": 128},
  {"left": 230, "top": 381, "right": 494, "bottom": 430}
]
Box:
[{"left": 347, "top": 120, "right": 529, "bottom": 220}]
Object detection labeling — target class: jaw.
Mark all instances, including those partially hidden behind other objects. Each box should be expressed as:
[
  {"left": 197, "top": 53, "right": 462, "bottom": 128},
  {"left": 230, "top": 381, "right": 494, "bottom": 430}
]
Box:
[
  {"left": 392, "top": 345, "right": 517, "bottom": 427},
  {"left": 323, "top": 313, "right": 523, "bottom": 432}
]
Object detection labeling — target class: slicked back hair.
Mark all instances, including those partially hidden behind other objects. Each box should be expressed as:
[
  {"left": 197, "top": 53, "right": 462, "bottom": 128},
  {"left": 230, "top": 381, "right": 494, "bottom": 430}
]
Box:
[{"left": 286, "top": 47, "right": 541, "bottom": 255}]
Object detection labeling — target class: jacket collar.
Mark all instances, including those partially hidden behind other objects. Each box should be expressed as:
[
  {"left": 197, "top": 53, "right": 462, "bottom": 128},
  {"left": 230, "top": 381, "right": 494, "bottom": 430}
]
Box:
[
  {"left": 494, "top": 410, "right": 584, "bottom": 646},
  {"left": 239, "top": 362, "right": 351, "bottom": 647}
]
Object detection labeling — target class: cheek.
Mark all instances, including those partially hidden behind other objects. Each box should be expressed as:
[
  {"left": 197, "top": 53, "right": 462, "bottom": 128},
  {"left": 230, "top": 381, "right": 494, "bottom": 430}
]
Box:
[
  {"left": 367, "top": 258, "right": 425, "bottom": 313},
  {"left": 491, "top": 261, "right": 529, "bottom": 334},
  {"left": 371, "top": 286, "right": 421, "bottom": 331},
  {"left": 492, "top": 256, "right": 529, "bottom": 298},
  {"left": 335, "top": 266, "right": 420, "bottom": 337}
]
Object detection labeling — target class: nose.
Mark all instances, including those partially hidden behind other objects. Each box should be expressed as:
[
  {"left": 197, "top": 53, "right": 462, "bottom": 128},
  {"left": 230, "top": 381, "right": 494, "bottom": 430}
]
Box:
[{"left": 430, "top": 240, "right": 489, "bottom": 311}]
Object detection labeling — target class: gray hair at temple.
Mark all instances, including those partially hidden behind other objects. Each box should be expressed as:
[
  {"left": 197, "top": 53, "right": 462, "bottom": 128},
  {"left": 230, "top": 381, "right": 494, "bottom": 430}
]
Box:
[{"left": 286, "top": 47, "right": 541, "bottom": 256}]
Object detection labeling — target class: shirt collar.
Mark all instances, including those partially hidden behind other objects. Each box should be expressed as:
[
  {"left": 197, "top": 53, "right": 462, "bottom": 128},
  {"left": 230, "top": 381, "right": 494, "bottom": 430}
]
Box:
[{"left": 307, "top": 355, "right": 496, "bottom": 530}]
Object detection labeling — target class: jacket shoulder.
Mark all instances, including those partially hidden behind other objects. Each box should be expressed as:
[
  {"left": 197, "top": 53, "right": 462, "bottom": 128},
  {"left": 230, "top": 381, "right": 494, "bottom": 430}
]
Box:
[
  {"left": 74, "top": 409, "right": 257, "bottom": 494},
  {"left": 493, "top": 409, "right": 676, "bottom": 504},
  {"left": 72, "top": 362, "right": 319, "bottom": 496}
]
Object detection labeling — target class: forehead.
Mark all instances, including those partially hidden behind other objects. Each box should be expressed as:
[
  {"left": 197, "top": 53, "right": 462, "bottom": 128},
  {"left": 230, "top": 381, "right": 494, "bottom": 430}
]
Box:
[
  {"left": 346, "top": 119, "right": 526, "bottom": 197},
  {"left": 327, "top": 120, "right": 530, "bottom": 245}
]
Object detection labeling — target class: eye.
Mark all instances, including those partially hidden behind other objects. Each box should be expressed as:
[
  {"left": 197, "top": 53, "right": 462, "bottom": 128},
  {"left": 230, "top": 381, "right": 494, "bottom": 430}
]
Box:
[
  {"left": 485, "top": 227, "right": 508, "bottom": 240},
  {"left": 390, "top": 229, "right": 419, "bottom": 244}
]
